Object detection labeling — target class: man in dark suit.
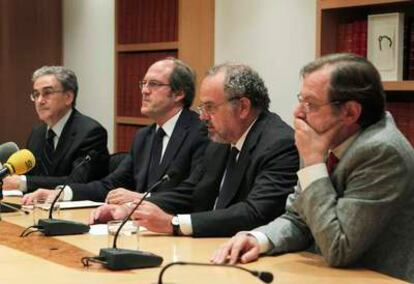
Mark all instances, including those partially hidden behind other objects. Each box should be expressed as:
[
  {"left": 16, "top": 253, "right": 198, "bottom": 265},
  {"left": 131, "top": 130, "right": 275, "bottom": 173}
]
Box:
[
  {"left": 3, "top": 66, "right": 109, "bottom": 192},
  {"left": 23, "top": 58, "right": 207, "bottom": 205},
  {"left": 89, "top": 63, "right": 299, "bottom": 238},
  {"left": 211, "top": 54, "right": 414, "bottom": 283}
]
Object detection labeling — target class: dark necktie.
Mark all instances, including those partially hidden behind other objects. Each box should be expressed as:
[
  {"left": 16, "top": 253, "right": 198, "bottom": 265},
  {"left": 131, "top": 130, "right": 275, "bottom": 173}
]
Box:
[
  {"left": 147, "top": 127, "right": 166, "bottom": 187},
  {"left": 215, "top": 146, "right": 239, "bottom": 209},
  {"left": 326, "top": 152, "right": 339, "bottom": 176},
  {"left": 43, "top": 129, "right": 56, "bottom": 174}
]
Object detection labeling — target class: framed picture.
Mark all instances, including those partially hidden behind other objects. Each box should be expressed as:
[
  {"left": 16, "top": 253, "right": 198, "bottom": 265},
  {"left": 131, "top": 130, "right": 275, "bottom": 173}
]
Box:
[{"left": 367, "top": 13, "right": 404, "bottom": 81}]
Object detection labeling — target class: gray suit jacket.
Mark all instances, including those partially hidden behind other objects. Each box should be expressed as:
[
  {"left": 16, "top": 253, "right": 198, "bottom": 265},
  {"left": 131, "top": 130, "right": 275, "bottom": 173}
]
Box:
[{"left": 255, "top": 113, "right": 414, "bottom": 282}]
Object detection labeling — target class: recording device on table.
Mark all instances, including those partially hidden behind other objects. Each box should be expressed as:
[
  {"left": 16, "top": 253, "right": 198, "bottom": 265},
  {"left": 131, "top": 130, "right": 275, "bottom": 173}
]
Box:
[
  {"left": 20, "top": 152, "right": 95, "bottom": 237},
  {"left": 158, "top": 261, "right": 274, "bottom": 284},
  {"left": 0, "top": 144, "right": 36, "bottom": 215},
  {"left": 81, "top": 173, "right": 173, "bottom": 270}
]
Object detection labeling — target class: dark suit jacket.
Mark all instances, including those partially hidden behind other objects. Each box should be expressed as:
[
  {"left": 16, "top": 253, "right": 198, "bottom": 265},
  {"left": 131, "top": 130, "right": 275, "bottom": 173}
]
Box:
[
  {"left": 149, "top": 111, "right": 299, "bottom": 237},
  {"left": 70, "top": 108, "right": 208, "bottom": 201},
  {"left": 26, "top": 109, "right": 109, "bottom": 191}
]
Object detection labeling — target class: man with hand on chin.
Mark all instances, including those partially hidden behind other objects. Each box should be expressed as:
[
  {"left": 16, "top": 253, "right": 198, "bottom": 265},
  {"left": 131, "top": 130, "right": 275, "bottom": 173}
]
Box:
[{"left": 210, "top": 54, "right": 414, "bottom": 283}]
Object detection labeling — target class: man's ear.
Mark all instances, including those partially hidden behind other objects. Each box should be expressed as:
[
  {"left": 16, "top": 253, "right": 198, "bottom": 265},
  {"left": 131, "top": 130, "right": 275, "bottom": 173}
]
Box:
[
  {"left": 64, "top": 91, "right": 75, "bottom": 107},
  {"left": 173, "top": 90, "right": 185, "bottom": 104},
  {"left": 341, "top": 101, "right": 362, "bottom": 126},
  {"left": 238, "top": 97, "right": 252, "bottom": 119}
]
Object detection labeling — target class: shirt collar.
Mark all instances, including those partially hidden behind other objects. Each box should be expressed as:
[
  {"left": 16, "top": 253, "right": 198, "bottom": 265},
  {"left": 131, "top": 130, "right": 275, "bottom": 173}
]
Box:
[
  {"left": 331, "top": 131, "right": 359, "bottom": 159},
  {"left": 233, "top": 117, "right": 258, "bottom": 152},
  {"left": 48, "top": 109, "right": 72, "bottom": 139},
  {"left": 156, "top": 108, "right": 183, "bottom": 138}
]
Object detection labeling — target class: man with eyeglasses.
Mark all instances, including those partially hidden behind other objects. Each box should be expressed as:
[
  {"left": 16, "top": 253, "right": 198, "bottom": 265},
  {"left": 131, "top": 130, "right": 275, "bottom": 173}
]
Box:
[
  {"left": 2, "top": 66, "right": 109, "bottom": 192},
  {"left": 23, "top": 58, "right": 208, "bottom": 207},
  {"left": 211, "top": 54, "right": 414, "bottom": 283},
  {"left": 88, "top": 63, "right": 299, "bottom": 237}
]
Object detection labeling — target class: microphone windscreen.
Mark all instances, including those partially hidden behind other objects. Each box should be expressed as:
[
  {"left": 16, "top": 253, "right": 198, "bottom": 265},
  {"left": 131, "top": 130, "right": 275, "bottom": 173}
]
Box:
[
  {"left": 0, "top": 142, "right": 19, "bottom": 164},
  {"left": 6, "top": 149, "right": 36, "bottom": 175}
]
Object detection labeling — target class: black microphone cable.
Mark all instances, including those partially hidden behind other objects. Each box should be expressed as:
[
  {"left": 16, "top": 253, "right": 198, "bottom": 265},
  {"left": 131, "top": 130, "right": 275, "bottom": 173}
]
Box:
[{"left": 158, "top": 261, "right": 274, "bottom": 284}]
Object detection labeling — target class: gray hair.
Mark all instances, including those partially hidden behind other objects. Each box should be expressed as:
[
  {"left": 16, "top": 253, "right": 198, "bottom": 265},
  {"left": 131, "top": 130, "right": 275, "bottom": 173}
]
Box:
[
  {"left": 32, "top": 66, "right": 78, "bottom": 107},
  {"left": 206, "top": 63, "right": 270, "bottom": 111}
]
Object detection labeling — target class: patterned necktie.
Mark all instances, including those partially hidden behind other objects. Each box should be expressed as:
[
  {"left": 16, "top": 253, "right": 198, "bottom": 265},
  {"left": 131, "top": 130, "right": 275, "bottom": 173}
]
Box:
[
  {"left": 147, "top": 127, "right": 166, "bottom": 187},
  {"left": 326, "top": 152, "right": 339, "bottom": 176},
  {"left": 215, "top": 146, "right": 239, "bottom": 209},
  {"left": 43, "top": 129, "right": 56, "bottom": 174}
]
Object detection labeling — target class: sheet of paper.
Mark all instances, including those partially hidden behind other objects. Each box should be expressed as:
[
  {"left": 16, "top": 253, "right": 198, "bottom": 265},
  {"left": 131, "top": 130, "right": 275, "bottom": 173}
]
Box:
[{"left": 59, "top": 200, "right": 104, "bottom": 209}]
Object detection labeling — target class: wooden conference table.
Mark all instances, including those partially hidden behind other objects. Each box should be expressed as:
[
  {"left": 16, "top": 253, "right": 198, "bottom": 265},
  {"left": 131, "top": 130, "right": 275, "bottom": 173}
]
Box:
[{"left": 0, "top": 198, "right": 409, "bottom": 284}]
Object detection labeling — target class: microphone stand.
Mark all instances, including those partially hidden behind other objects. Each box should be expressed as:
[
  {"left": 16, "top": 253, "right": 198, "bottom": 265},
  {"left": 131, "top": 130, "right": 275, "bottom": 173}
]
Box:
[
  {"left": 158, "top": 261, "right": 274, "bottom": 284},
  {"left": 21, "top": 154, "right": 93, "bottom": 237},
  {"left": 81, "top": 174, "right": 170, "bottom": 270}
]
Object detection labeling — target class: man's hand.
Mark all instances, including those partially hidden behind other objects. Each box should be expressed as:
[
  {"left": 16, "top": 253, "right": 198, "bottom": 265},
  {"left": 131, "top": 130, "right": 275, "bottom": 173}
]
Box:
[
  {"left": 210, "top": 234, "right": 260, "bottom": 265},
  {"left": 89, "top": 203, "right": 130, "bottom": 224},
  {"left": 21, "top": 189, "right": 56, "bottom": 205},
  {"left": 105, "top": 188, "right": 143, "bottom": 204},
  {"left": 131, "top": 201, "right": 173, "bottom": 234},
  {"left": 2, "top": 175, "right": 22, "bottom": 190},
  {"left": 294, "top": 118, "right": 343, "bottom": 167}
]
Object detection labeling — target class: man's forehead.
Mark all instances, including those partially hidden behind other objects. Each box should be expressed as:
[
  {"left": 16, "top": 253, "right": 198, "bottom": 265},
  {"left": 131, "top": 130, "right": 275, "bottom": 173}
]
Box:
[
  {"left": 33, "top": 75, "right": 60, "bottom": 88},
  {"left": 145, "top": 60, "right": 174, "bottom": 78}
]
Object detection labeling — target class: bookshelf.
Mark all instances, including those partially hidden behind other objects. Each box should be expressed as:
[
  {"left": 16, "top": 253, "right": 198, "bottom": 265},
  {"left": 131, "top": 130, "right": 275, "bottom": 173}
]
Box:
[
  {"left": 317, "top": 0, "right": 414, "bottom": 145},
  {"left": 114, "top": 0, "right": 214, "bottom": 151}
]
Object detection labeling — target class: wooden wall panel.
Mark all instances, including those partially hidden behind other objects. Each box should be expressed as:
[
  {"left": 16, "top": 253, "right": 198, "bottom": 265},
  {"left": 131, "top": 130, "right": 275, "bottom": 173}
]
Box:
[{"left": 0, "top": 0, "right": 62, "bottom": 147}]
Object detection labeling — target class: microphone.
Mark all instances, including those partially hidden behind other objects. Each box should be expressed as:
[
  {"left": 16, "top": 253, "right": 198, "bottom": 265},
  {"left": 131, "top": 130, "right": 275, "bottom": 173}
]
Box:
[
  {"left": 0, "top": 142, "right": 19, "bottom": 164},
  {"left": 0, "top": 149, "right": 35, "bottom": 216},
  {"left": 82, "top": 173, "right": 173, "bottom": 270},
  {"left": 158, "top": 261, "right": 274, "bottom": 284},
  {"left": 0, "top": 149, "right": 36, "bottom": 180},
  {"left": 35, "top": 152, "right": 96, "bottom": 236}
]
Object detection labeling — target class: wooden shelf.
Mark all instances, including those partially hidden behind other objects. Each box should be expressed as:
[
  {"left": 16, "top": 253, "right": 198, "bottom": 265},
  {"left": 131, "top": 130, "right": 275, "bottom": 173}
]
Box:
[
  {"left": 116, "top": 42, "right": 179, "bottom": 53},
  {"left": 319, "top": 0, "right": 410, "bottom": 10},
  {"left": 116, "top": 116, "right": 153, "bottom": 126},
  {"left": 383, "top": 81, "right": 414, "bottom": 91}
]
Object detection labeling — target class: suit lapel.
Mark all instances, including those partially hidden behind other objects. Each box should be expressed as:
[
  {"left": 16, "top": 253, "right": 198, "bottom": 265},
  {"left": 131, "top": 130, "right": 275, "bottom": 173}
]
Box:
[
  {"left": 153, "top": 110, "right": 190, "bottom": 181},
  {"left": 51, "top": 111, "right": 77, "bottom": 174},
  {"left": 136, "top": 126, "right": 156, "bottom": 191}
]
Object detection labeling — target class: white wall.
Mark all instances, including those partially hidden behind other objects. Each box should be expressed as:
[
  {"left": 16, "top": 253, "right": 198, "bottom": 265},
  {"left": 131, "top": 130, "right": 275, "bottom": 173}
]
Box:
[
  {"left": 63, "top": 0, "right": 115, "bottom": 152},
  {"left": 62, "top": 0, "right": 316, "bottom": 152},
  {"left": 215, "top": 0, "right": 316, "bottom": 124}
]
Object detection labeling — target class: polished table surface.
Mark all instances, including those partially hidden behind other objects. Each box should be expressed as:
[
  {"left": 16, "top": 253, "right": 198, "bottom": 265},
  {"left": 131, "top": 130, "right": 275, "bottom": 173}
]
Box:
[{"left": 0, "top": 198, "right": 409, "bottom": 284}]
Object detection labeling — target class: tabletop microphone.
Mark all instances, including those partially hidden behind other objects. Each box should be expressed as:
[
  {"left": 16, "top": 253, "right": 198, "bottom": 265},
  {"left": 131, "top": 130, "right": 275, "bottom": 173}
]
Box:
[
  {"left": 82, "top": 173, "right": 174, "bottom": 270},
  {"left": 36, "top": 152, "right": 96, "bottom": 236},
  {"left": 158, "top": 261, "right": 274, "bottom": 284}
]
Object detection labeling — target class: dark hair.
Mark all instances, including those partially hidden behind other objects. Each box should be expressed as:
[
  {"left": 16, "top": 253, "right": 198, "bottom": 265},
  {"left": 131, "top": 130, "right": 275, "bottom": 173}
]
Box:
[
  {"left": 165, "top": 57, "right": 196, "bottom": 108},
  {"left": 32, "top": 66, "right": 78, "bottom": 107},
  {"left": 206, "top": 63, "right": 270, "bottom": 111},
  {"left": 301, "top": 53, "right": 385, "bottom": 128}
]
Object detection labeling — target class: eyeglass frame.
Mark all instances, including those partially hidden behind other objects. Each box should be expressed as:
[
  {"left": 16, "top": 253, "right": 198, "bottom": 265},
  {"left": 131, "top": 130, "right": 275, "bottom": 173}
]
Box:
[
  {"left": 296, "top": 94, "right": 343, "bottom": 113},
  {"left": 197, "top": 96, "right": 242, "bottom": 115},
  {"left": 30, "top": 88, "right": 65, "bottom": 102},
  {"left": 138, "top": 80, "right": 171, "bottom": 91}
]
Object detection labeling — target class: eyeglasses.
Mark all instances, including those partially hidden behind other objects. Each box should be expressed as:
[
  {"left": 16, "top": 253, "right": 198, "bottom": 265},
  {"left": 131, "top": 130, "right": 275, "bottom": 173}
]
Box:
[
  {"left": 197, "top": 96, "right": 241, "bottom": 115},
  {"left": 296, "top": 94, "right": 342, "bottom": 113},
  {"left": 138, "top": 80, "right": 170, "bottom": 90},
  {"left": 30, "top": 88, "right": 64, "bottom": 102}
]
